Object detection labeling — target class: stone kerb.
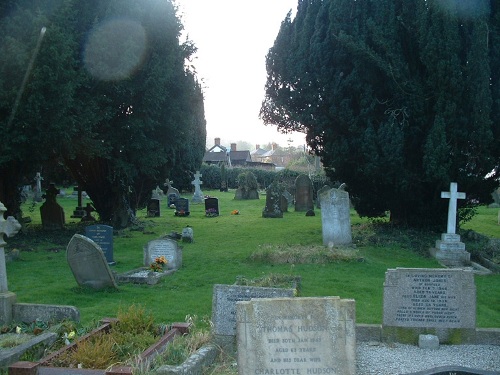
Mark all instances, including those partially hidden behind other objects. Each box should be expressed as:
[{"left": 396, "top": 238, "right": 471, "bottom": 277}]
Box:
[
  {"left": 236, "top": 297, "right": 356, "bottom": 375},
  {"left": 382, "top": 268, "right": 476, "bottom": 343}
]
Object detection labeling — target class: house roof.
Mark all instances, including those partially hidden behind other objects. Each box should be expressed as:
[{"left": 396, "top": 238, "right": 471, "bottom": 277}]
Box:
[
  {"left": 208, "top": 144, "right": 227, "bottom": 153},
  {"left": 203, "top": 151, "right": 228, "bottom": 163},
  {"left": 230, "top": 150, "right": 251, "bottom": 162}
]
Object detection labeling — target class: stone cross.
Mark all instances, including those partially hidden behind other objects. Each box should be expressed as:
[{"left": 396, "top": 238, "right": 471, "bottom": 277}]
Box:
[
  {"left": 191, "top": 171, "right": 204, "bottom": 203},
  {"left": 34, "top": 172, "right": 43, "bottom": 201},
  {"left": 164, "top": 179, "right": 173, "bottom": 190},
  {"left": 0, "top": 202, "right": 21, "bottom": 293},
  {"left": 441, "top": 182, "right": 466, "bottom": 234}
]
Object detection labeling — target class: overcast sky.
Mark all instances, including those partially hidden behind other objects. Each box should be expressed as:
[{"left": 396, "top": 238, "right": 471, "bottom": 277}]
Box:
[{"left": 175, "top": 0, "right": 305, "bottom": 149}]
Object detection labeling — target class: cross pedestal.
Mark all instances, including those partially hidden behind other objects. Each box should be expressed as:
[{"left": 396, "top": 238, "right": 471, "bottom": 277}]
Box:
[
  {"left": 430, "top": 182, "right": 470, "bottom": 267},
  {"left": 191, "top": 171, "right": 204, "bottom": 204},
  {"left": 0, "top": 202, "right": 21, "bottom": 325}
]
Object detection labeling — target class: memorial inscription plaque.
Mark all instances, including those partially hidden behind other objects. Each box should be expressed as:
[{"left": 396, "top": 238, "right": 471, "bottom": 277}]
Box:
[
  {"left": 143, "top": 238, "right": 182, "bottom": 270},
  {"left": 383, "top": 268, "right": 476, "bottom": 329},
  {"left": 237, "top": 297, "right": 356, "bottom": 375}
]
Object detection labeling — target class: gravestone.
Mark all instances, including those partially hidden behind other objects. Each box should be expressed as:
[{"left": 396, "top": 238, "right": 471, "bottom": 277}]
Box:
[
  {"left": 212, "top": 284, "right": 295, "bottom": 337},
  {"left": 280, "top": 194, "right": 289, "bottom": 213},
  {"left": 316, "top": 184, "right": 331, "bottom": 209},
  {"left": 191, "top": 171, "right": 204, "bottom": 203},
  {"left": 147, "top": 198, "right": 161, "bottom": 217},
  {"left": 85, "top": 224, "right": 115, "bottom": 265},
  {"left": 430, "top": 182, "right": 470, "bottom": 266},
  {"left": 40, "top": 183, "right": 65, "bottom": 230},
  {"left": 0, "top": 202, "right": 22, "bottom": 325},
  {"left": 294, "top": 174, "right": 314, "bottom": 212},
  {"left": 70, "top": 186, "right": 85, "bottom": 218},
  {"left": 81, "top": 203, "right": 96, "bottom": 222},
  {"left": 174, "top": 197, "right": 190, "bottom": 216},
  {"left": 383, "top": 268, "right": 476, "bottom": 343},
  {"left": 283, "top": 190, "right": 294, "bottom": 208},
  {"left": 151, "top": 186, "right": 164, "bottom": 200},
  {"left": 205, "top": 197, "right": 219, "bottom": 217},
  {"left": 143, "top": 238, "right": 182, "bottom": 270},
  {"left": 66, "top": 234, "right": 118, "bottom": 290},
  {"left": 164, "top": 179, "right": 180, "bottom": 207},
  {"left": 181, "top": 226, "right": 194, "bottom": 243},
  {"left": 33, "top": 172, "right": 43, "bottom": 202},
  {"left": 262, "top": 182, "right": 283, "bottom": 218},
  {"left": 320, "top": 188, "right": 352, "bottom": 246},
  {"left": 236, "top": 297, "right": 356, "bottom": 375}
]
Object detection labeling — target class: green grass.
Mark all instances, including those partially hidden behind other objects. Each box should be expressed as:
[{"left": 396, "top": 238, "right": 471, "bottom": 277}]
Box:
[{"left": 4, "top": 189, "right": 500, "bottom": 329}]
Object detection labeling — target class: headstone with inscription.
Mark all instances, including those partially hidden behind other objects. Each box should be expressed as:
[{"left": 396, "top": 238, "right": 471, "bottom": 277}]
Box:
[
  {"left": 66, "top": 234, "right": 118, "bottom": 290},
  {"left": 430, "top": 182, "right": 470, "bottom": 266},
  {"left": 236, "top": 297, "right": 356, "bottom": 375},
  {"left": 174, "top": 197, "right": 190, "bottom": 216},
  {"left": 85, "top": 224, "right": 114, "bottom": 265},
  {"left": 204, "top": 197, "right": 219, "bottom": 217},
  {"left": 294, "top": 174, "right": 314, "bottom": 212},
  {"left": 143, "top": 238, "right": 182, "bottom": 270},
  {"left": 212, "top": 284, "right": 295, "bottom": 337},
  {"left": 320, "top": 188, "right": 352, "bottom": 246},
  {"left": 147, "top": 198, "right": 161, "bottom": 217},
  {"left": 383, "top": 268, "right": 476, "bottom": 343}
]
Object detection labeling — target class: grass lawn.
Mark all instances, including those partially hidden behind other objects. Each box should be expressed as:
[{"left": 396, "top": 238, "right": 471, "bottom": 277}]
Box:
[{"left": 4, "top": 189, "right": 500, "bottom": 329}]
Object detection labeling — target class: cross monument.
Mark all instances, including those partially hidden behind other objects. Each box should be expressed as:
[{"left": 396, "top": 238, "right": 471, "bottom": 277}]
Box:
[
  {"left": 0, "top": 202, "right": 21, "bottom": 324},
  {"left": 441, "top": 182, "right": 466, "bottom": 234},
  {"left": 191, "top": 171, "right": 204, "bottom": 203}
]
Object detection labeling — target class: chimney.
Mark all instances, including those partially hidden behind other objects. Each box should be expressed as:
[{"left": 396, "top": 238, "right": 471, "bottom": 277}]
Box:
[
  {"left": 256, "top": 144, "right": 260, "bottom": 150},
  {"left": 272, "top": 142, "right": 277, "bottom": 150},
  {"left": 231, "top": 143, "right": 237, "bottom": 152},
  {"left": 215, "top": 138, "right": 220, "bottom": 146}
]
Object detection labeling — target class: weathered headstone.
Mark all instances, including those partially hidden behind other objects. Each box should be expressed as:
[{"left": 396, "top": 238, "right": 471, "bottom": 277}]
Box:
[
  {"left": 85, "top": 224, "right": 115, "bottom": 265},
  {"left": 174, "top": 197, "right": 190, "bottom": 216},
  {"left": 262, "top": 182, "right": 283, "bottom": 218},
  {"left": 283, "top": 190, "right": 294, "bottom": 208},
  {"left": 147, "top": 198, "right": 161, "bottom": 217},
  {"left": 430, "top": 182, "right": 470, "bottom": 266},
  {"left": 66, "top": 234, "right": 118, "bottom": 290},
  {"left": 143, "top": 238, "right": 182, "bottom": 270},
  {"left": 191, "top": 171, "right": 204, "bottom": 203},
  {"left": 212, "top": 284, "right": 295, "bottom": 337},
  {"left": 320, "top": 188, "right": 352, "bottom": 246},
  {"left": 164, "top": 179, "right": 180, "bottom": 207},
  {"left": 40, "top": 183, "right": 65, "bottom": 230},
  {"left": 294, "top": 174, "right": 314, "bottom": 212},
  {"left": 236, "top": 297, "right": 356, "bottom": 375},
  {"left": 205, "top": 197, "right": 219, "bottom": 217},
  {"left": 280, "top": 194, "right": 289, "bottom": 213},
  {"left": 181, "top": 226, "right": 194, "bottom": 243},
  {"left": 0, "top": 202, "right": 21, "bottom": 325},
  {"left": 151, "top": 186, "right": 164, "bottom": 200},
  {"left": 383, "top": 268, "right": 476, "bottom": 343}
]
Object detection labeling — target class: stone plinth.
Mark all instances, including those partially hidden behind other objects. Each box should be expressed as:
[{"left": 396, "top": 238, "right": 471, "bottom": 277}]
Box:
[{"left": 430, "top": 233, "right": 470, "bottom": 267}]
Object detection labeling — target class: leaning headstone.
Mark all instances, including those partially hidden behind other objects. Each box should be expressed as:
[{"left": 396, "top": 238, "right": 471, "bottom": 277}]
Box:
[
  {"left": 204, "top": 197, "right": 219, "bottom": 217},
  {"left": 212, "top": 284, "right": 295, "bottom": 338},
  {"left": 40, "top": 183, "right": 65, "bottom": 230},
  {"left": 66, "top": 234, "right": 118, "bottom": 290},
  {"left": 236, "top": 297, "right": 356, "bottom": 375},
  {"left": 191, "top": 171, "right": 204, "bottom": 203},
  {"left": 174, "top": 197, "right": 190, "bottom": 216},
  {"left": 0, "top": 202, "right": 21, "bottom": 325},
  {"left": 262, "top": 182, "right": 283, "bottom": 218},
  {"left": 85, "top": 224, "right": 115, "bottom": 265},
  {"left": 320, "top": 188, "right": 352, "bottom": 246},
  {"left": 294, "top": 174, "right": 314, "bottom": 212},
  {"left": 430, "top": 182, "right": 470, "bottom": 266},
  {"left": 382, "top": 268, "right": 476, "bottom": 343},
  {"left": 143, "top": 238, "right": 182, "bottom": 270}
]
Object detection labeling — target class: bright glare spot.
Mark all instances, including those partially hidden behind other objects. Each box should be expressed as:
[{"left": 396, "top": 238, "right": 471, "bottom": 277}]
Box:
[
  {"left": 84, "top": 18, "right": 147, "bottom": 81},
  {"left": 435, "top": 0, "right": 489, "bottom": 19}
]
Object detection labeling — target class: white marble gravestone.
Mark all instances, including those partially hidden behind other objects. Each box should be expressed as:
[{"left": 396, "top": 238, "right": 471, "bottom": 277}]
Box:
[
  {"left": 237, "top": 297, "right": 356, "bottom": 375},
  {"left": 67, "top": 234, "right": 118, "bottom": 290},
  {"left": 143, "top": 238, "right": 182, "bottom": 270},
  {"left": 430, "top": 182, "right": 470, "bottom": 266},
  {"left": 320, "top": 188, "right": 352, "bottom": 246},
  {"left": 191, "top": 171, "right": 204, "bottom": 204}
]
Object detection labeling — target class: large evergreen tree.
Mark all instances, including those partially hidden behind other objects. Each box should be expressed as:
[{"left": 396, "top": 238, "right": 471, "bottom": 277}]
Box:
[
  {"left": 0, "top": 0, "right": 206, "bottom": 226},
  {"left": 261, "top": 0, "right": 499, "bottom": 227}
]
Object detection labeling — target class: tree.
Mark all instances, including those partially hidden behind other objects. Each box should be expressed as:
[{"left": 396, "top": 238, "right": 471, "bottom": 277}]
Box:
[
  {"left": 0, "top": 0, "right": 206, "bottom": 226},
  {"left": 261, "top": 0, "right": 499, "bottom": 227}
]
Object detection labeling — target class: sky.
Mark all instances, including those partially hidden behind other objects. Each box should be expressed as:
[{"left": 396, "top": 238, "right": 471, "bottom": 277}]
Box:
[{"left": 175, "top": 0, "right": 306, "bottom": 150}]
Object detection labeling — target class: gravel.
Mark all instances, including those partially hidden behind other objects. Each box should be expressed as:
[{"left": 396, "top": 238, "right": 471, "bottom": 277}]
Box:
[{"left": 356, "top": 342, "right": 500, "bottom": 375}]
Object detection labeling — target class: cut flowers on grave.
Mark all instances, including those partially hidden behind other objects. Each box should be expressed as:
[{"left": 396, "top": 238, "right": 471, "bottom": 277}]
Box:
[
  {"left": 205, "top": 208, "right": 218, "bottom": 217},
  {"left": 150, "top": 255, "right": 167, "bottom": 272}
]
